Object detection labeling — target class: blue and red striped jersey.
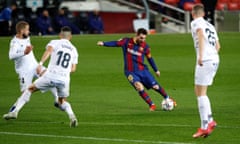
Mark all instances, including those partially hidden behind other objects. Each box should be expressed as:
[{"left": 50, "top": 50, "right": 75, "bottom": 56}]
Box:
[{"left": 103, "top": 37, "right": 157, "bottom": 72}]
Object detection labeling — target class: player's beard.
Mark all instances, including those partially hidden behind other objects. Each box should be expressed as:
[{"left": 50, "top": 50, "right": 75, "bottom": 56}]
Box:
[
  {"left": 136, "top": 39, "right": 142, "bottom": 44},
  {"left": 22, "top": 33, "right": 29, "bottom": 39}
]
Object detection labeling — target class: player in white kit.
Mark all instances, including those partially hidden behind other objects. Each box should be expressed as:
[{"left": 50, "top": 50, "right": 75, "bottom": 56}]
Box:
[
  {"left": 191, "top": 4, "right": 220, "bottom": 138},
  {"left": 3, "top": 26, "right": 79, "bottom": 127},
  {"left": 7, "top": 21, "right": 58, "bottom": 112}
]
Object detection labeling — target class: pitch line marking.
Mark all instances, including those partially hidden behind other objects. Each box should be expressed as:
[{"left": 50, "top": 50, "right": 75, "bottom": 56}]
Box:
[
  {"left": 0, "top": 131, "right": 195, "bottom": 144},
  {"left": 14, "top": 121, "right": 192, "bottom": 127},
  {"left": 13, "top": 121, "right": 240, "bottom": 129}
]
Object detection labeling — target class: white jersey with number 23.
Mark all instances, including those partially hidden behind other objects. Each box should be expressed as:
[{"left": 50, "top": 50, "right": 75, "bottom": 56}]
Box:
[{"left": 191, "top": 17, "right": 219, "bottom": 62}]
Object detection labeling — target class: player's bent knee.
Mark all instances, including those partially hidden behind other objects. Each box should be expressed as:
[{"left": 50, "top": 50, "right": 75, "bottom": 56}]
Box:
[
  {"left": 58, "top": 97, "right": 66, "bottom": 104},
  {"left": 59, "top": 101, "right": 70, "bottom": 111},
  {"left": 134, "top": 82, "right": 144, "bottom": 91},
  {"left": 28, "top": 84, "right": 38, "bottom": 93},
  {"left": 153, "top": 85, "right": 159, "bottom": 90}
]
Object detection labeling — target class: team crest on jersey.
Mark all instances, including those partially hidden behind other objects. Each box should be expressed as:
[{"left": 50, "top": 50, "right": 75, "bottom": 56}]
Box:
[
  {"left": 127, "top": 74, "right": 134, "bottom": 82},
  {"left": 139, "top": 47, "right": 144, "bottom": 52}
]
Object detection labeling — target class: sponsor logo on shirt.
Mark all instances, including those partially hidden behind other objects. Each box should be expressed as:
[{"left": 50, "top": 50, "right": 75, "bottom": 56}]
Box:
[{"left": 127, "top": 48, "right": 142, "bottom": 56}]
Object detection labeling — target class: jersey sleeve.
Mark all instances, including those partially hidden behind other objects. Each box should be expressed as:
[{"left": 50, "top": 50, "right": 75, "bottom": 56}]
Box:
[
  {"left": 144, "top": 44, "right": 151, "bottom": 57},
  {"left": 27, "top": 37, "right": 31, "bottom": 46},
  {"left": 9, "top": 39, "right": 25, "bottom": 60},
  {"left": 191, "top": 19, "right": 203, "bottom": 34},
  {"left": 116, "top": 38, "right": 128, "bottom": 46},
  {"left": 144, "top": 44, "right": 158, "bottom": 72},
  {"left": 103, "top": 38, "right": 127, "bottom": 47},
  {"left": 213, "top": 28, "right": 219, "bottom": 41},
  {"left": 72, "top": 47, "right": 79, "bottom": 65},
  {"left": 46, "top": 40, "right": 57, "bottom": 50}
]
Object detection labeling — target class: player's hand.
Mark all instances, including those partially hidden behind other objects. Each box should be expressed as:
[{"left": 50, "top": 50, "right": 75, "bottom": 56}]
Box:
[
  {"left": 24, "top": 45, "right": 33, "bottom": 55},
  {"left": 198, "top": 58, "right": 203, "bottom": 66},
  {"left": 97, "top": 41, "right": 104, "bottom": 46},
  {"left": 155, "top": 70, "right": 160, "bottom": 77},
  {"left": 36, "top": 65, "right": 42, "bottom": 75}
]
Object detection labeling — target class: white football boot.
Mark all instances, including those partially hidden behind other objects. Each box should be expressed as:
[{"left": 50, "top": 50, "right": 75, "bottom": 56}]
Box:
[
  {"left": 70, "top": 118, "right": 78, "bottom": 127},
  {"left": 3, "top": 111, "right": 18, "bottom": 120},
  {"left": 69, "top": 114, "right": 78, "bottom": 127}
]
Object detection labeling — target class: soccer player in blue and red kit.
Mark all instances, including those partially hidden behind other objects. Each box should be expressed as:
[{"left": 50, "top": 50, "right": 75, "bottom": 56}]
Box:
[{"left": 97, "top": 28, "right": 176, "bottom": 111}]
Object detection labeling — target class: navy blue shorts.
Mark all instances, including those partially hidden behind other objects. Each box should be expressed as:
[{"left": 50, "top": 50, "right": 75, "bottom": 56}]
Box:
[{"left": 125, "top": 70, "right": 158, "bottom": 89}]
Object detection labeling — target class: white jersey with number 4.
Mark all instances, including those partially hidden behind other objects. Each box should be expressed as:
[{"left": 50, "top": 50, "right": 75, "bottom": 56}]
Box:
[
  {"left": 9, "top": 36, "right": 38, "bottom": 74},
  {"left": 191, "top": 17, "right": 219, "bottom": 62},
  {"left": 44, "top": 39, "right": 78, "bottom": 82}
]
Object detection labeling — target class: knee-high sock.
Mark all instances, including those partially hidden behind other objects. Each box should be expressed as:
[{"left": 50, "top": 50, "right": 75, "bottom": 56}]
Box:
[
  {"left": 154, "top": 86, "right": 169, "bottom": 99},
  {"left": 139, "top": 90, "right": 153, "bottom": 106},
  {"left": 10, "top": 90, "right": 32, "bottom": 113},
  {"left": 205, "top": 96, "right": 213, "bottom": 122},
  {"left": 197, "top": 96, "right": 210, "bottom": 129},
  {"left": 59, "top": 101, "right": 76, "bottom": 119}
]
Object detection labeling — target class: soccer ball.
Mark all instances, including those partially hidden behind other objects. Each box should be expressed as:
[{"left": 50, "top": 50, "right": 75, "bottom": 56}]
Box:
[{"left": 161, "top": 99, "right": 174, "bottom": 111}]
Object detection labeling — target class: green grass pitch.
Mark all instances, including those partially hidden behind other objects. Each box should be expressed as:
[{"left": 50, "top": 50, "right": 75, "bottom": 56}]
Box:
[{"left": 0, "top": 33, "right": 239, "bottom": 144}]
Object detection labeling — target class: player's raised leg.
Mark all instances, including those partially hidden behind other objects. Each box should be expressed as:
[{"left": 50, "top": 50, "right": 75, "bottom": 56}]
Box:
[
  {"left": 3, "top": 88, "right": 33, "bottom": 120},
  {"left": 144, "top": 70, "right": 177, "bottom": 107},
  {"left": 49, "top": 87, "right": 59, "bottom": 107},
  {"left": 152, "top": 84, "right": 177, "bottom": 107},
  {"left": 38, "top": 67, "right": 59, "bottom": 107}
]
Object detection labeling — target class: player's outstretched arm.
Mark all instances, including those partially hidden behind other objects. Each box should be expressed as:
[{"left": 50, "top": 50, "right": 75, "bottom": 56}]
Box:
[
  {"left": 155, "top": 70, "right": 161, "bottom": 77},
  {"left": 41, "top": 46, "right": 53, "bottom": 63},
  {"left": 97, "top": 41, "right": 120, "bottom": 47},
  {"left": 37, "top": 46, "right": 53, "bottom": 74},
  {"left": 97, "top": 41, "right": 104, "bottom": 46}
]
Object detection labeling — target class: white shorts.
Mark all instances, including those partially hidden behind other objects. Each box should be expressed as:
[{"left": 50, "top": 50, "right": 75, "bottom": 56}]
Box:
[
  {"left": 195, "top": 61, "right": 219, "bottom": 86},
  {"left": 18, "top": 70, "right": 38, "bottom": 92},
  {"left": 34, "top": 75, "right": 69, "bottom": 97},
  {"left": 18, "top": 66, "right": 46, "bottom": 92}
]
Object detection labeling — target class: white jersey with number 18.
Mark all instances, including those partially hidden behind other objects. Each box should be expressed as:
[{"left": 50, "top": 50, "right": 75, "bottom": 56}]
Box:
[{"left": 44, "top": 39, "right": 78, "bottom": 82}]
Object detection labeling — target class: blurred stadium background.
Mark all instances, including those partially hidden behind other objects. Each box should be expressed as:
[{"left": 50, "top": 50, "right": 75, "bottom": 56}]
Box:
[{"left": 0, "top": 0, "right": 240, "bottom": 35}]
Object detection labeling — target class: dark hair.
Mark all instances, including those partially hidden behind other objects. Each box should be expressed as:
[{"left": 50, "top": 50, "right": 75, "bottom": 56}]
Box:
[
  {"left": 61, "top": 26, "right": 72, "bottom": 32},
  {"left": 60, "top": 26, "right": 72, "bottom": 38},
  {"left": 137, "top": 28, "right": 148, "bottom": 35}
]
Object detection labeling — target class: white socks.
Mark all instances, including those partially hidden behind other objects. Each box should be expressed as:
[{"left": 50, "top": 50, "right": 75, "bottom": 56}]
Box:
[
  {"left": 197, "top": 95, "right": 213, "bottom": 129},
  {"left": 60, "top": 101, "right": 76, "bottom": 119},
  {"left": 9, "top": 89, "right": 76, "bottom": 122},
  {"left": 11, "top": 90, "right": 32, "bottom": 113}
]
